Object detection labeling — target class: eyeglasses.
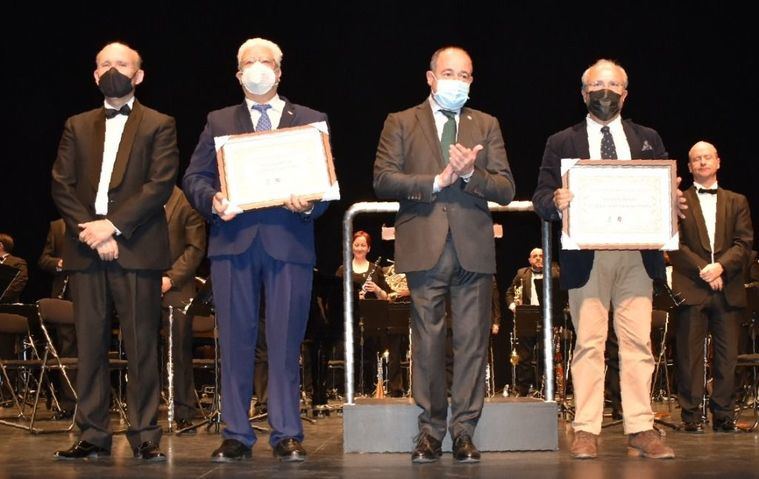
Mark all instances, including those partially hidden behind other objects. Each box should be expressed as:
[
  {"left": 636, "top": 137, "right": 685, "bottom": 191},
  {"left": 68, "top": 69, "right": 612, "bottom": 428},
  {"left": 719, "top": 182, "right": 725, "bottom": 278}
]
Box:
[
  {"left": 585, "top": 80, "right": 625, "bottom": 90},
  {"left": 240, "top": 58, "right": 278, "bottom": 69},
  {"left": 437, "top": 70, "right": 472, "bottom": 82}
]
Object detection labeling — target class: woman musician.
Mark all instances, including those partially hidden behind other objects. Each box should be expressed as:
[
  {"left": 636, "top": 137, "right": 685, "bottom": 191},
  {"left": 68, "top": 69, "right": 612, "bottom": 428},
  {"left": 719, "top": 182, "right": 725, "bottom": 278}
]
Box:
[{"left": 336, "top": 231, "right": 391, "bottom": 300}]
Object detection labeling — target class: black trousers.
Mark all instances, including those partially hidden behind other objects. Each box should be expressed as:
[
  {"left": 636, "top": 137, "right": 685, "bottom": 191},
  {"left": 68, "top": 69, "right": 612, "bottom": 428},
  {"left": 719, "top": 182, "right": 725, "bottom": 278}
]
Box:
[
  {"left": 71, "top": 265, "right": 162, "bottom": 450},
  {"left": 676, "top": 292, "right": 742, "bottom": 423}
]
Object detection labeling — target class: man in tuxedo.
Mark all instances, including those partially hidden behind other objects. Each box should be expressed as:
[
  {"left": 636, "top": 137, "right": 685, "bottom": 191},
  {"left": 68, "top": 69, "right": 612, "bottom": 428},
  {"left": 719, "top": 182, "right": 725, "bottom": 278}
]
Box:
[
  {"left": 505, "top": 248, "right": 559, "bottom": 396},
  {"left": 373, "top": 46, "right": 515, "bottom": 463},
  {"left": 0, "top": 233, "right": 28, "bottom": 303},
  {"left": 161, "top": 186, "right": 206, "bottom": 433},
  {"left": 669, "top": 141, "right": 753, "bottom": 433},
  {"left": 51, "top": 42, "right": 178, "bottom": 462},
  {"left": 532, "top": 59, "right": 679, "bottom": 459},
  {"left": 183, "top": 37, "right": 328, "bottom": 463},
  {"left": 38, "top": 218, "right": 77, "bottom": 419}
]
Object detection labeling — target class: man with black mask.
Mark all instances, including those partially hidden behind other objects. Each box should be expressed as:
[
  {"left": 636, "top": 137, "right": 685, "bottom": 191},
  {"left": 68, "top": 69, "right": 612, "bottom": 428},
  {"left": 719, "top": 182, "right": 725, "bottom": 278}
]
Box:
[
  {"left": 51, "top": 42, "right": 178, "bottom": 462},
  {"left": 533, "top": 59, "right": 685, "bottom": 460}
]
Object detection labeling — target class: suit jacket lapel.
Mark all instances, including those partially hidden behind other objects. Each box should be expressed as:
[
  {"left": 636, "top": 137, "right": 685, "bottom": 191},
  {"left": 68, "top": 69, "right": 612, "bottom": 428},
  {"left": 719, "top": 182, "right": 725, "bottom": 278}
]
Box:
[
  {"left": 87, "top": 110, "right": 107, "bottom": 192},
  {"left": 109, "top": 101, "right": 142, "bottom": 190},
  {"left": 622, "top": 121, "right": 644, "bottom": 157},
  {"left": 688, "top": 187, "right": 713, "bottom": 253},
  {"left": 278, "top": 100, "right": 297, "bottom": 129},
  {"left": 574, "top": 122, "right": 590, "bottom": 158},
  {"left": 714, "top": 189, "right": 728, "bottom": 253},
  {"left": 234, "top": 102, "right": 254, "bottom": 134},
  {"left": 415, "top": 102, "right": 444, "bottom": 166}
]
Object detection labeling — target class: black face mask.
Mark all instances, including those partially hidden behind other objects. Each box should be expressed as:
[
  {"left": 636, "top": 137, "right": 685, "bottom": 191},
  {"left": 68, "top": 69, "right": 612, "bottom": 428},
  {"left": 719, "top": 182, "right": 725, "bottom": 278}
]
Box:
[
  {"left": 98, "top": 67, "right": 134, "bottom": 98},
  {"left": 586, "top": 89, "right": 621, "bottom": 122}
]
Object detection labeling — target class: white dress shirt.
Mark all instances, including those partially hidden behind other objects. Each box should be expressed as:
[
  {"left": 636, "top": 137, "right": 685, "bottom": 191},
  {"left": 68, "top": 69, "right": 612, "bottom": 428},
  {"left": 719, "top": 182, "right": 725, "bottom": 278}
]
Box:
[
  {"left": 585, "top": 115, "right": 632, "bottom": 160},
  {"left": 694, "top": 181, "right": 719, "bottom": 262},
  {"left": 95, "top": 98, "right": 135, "bottom": 215},
  {"left": 245, "top": 94, "right": 285, "bottom": 130}
]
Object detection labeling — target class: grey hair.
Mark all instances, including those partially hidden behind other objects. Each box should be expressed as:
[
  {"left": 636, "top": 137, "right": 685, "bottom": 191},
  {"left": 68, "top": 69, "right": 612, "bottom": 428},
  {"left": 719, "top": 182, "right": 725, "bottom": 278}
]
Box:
[
  {"left": 581, "top": 59, "right": 628, "bottom": 90},
  {"left": 429, "top": 46, "right": 471, "bottom": 72},
  {"left": 237, "top": 38, "right": 283, "bottom": 68}
]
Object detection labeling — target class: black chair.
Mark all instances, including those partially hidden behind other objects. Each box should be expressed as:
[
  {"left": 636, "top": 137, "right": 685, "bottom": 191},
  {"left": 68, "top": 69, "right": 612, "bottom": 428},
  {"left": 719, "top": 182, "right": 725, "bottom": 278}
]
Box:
[
  {"left": 34, "top": 298, "right": 130, "bottom": 433},
  {"left": 0, "top": 310, "right": 43, "bottom": 432}
]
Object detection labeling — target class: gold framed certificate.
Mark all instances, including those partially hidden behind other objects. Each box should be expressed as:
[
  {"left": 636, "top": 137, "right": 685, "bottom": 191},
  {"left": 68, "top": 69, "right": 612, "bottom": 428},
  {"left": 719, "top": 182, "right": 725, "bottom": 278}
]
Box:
[
  {"left": 561, "top": 159, "right": 678, "bottom": 250},
  {"left": 216, "top": 122, "right": 338, "bottom": 211}
]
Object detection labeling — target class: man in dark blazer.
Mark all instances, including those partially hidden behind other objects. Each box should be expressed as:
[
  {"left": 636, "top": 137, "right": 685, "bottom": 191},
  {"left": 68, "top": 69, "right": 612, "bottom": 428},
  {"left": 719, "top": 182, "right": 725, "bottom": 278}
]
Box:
[
  {"left": 183, "top": 37, "right": 328, "bottom": 463},
  {"left": 0, "top": 233, "right": 28, "bottom": 303},
  {"left": 161, "top": 186, "right": 206, "bottom": 433},
  {"left": 373, "top": 46, "right": 515, "bottom": 463},
  {"left": 532, "top": 59, "right": 678, "bottom": 460},
  {"left": 38, "top": 218, "right": 77, "bottom": 418},
  {"left": 51, "top": 42, "right": 178, "bottom": 462},
  {"left": 669, "top": 141, "right": 753, "bottom": 433}
]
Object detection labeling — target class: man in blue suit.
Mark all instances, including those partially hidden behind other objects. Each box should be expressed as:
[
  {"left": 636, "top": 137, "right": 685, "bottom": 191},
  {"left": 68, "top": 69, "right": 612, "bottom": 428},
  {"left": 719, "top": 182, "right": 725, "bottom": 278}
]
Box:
[{"left": 183, "top": 37, "right": 328, "bottom": 463}]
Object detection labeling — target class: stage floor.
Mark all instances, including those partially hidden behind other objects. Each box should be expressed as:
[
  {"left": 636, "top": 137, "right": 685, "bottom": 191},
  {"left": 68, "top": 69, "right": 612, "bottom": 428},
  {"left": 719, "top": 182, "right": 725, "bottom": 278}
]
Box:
[{"left": 0, "top": 400, "right": 757, "bottom": 478}]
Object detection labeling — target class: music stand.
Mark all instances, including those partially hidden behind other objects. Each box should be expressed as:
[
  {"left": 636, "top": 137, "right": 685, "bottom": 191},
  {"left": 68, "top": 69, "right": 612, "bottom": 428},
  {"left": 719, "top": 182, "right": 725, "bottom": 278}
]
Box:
[
  {"left": 174, "top": 278, "right": 231, "bottom": 434},
  {"left": 0, "top": 264, "right": 20, "bottom": 303}
]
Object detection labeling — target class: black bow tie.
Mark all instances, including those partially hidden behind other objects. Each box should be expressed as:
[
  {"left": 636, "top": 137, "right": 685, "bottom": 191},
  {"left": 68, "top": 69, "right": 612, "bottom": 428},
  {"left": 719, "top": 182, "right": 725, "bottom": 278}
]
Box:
[
  {"left": 104, "top": 104, "right": 131, "bottom": 119},
  {"left": 697, "top": 187, "right": 718, "bottom": 195}
]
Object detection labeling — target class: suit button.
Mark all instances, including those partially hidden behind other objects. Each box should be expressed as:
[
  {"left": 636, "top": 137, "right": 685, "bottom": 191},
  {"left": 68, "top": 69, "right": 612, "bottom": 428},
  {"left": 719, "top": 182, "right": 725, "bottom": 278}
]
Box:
[{"left": 442, "top": 206, "right": 447, "bottom": 212}]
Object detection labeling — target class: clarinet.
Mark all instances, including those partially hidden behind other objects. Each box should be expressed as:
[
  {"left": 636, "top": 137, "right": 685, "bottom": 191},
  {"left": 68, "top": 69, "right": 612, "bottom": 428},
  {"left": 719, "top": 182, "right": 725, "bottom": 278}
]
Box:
[{"left": 360, "top": 256, "right": 382, "bottom": 298}]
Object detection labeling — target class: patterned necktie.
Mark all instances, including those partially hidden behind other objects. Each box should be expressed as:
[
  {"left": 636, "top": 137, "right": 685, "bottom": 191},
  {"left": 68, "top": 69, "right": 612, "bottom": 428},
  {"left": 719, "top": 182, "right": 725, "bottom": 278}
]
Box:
[
  {"left": 440, "top": 110, "right": 457, "bottom": 164},
  {"left": 104, "top": 104, "right": 131, "bottom": 119},
  {"left": 600, "top": 126, "right": 617, "bottom": 159},
  {"left": 251, "top": 104, "right": 272, "bottom": 131}
]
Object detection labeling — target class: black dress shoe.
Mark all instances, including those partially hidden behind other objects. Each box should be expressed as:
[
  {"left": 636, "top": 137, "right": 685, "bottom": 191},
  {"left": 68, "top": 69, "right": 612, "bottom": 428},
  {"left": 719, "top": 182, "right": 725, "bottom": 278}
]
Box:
[
  {"left": 211, "top": 439, "right": 252, "bottom": 462},
  {"left": 681, "top": 421, "right": 705, "bottom": 434},
  {"left": 273, "top": 437, "right": 307, "bottom": 462},
  {"left": 133, "top": 441, "right": 166, "bottom": 462},
  {"left": 411, "top": 433, "right": 442, "bottom": 464},
  {"left": 54, "top": 441, "right": 110, "bottom": 460},
  {"left": 452, "top": 434, "right": 481, "bottom": 463},
  {"left": 175, "top": 418, "right": 197, "bottom": 435},
  {"left": 713, "top": 418, "right": 739, "bottom": 432}
]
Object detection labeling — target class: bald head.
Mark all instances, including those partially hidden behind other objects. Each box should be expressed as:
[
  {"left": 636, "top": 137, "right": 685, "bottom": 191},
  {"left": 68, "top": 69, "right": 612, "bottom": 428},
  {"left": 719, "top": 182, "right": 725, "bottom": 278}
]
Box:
[
  {"left": 528, "top": 248, "right": 544, "bottom": 272},
  {"left": 687, "top": 140, "right": 720, "bottom": 187}
]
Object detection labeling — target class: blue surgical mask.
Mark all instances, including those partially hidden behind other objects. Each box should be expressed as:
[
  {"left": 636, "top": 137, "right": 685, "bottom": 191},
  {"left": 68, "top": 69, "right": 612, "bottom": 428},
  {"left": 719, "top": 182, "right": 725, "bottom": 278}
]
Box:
[{"left": 432, "top": 77, "right": 470, "bottom": 111}]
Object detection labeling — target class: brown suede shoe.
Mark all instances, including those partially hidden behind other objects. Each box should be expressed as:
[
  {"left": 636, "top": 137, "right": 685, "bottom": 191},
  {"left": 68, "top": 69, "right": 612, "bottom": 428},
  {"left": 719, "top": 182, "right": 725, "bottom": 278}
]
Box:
[
  {"left": 627, "top": 429, "right": 675, "bottom": 459},
  {"left": 570, "top": 430, "right": 598, "bottom": 459}
]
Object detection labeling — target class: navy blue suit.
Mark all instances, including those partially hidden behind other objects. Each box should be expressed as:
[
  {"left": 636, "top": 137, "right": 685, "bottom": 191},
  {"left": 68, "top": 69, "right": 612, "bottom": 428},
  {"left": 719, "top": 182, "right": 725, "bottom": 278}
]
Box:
[
  {"left": 532, "top": 119, "right": 667, "bottom": 289},
  {"left": 183, "top": 100, "right": 328, "bottom": 447}
]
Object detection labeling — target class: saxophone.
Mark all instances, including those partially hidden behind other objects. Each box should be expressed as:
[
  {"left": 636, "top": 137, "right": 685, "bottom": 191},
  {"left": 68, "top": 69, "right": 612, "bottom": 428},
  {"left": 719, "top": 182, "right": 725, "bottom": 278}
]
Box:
[{"left": 513, "top": 278, "right": 524, "bottom": 306}]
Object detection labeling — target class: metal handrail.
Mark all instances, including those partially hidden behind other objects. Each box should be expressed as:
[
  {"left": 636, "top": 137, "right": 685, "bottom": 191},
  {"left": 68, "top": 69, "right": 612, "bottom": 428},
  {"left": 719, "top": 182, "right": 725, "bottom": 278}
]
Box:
[{"left": 341, "top": 201, "right": 555, "bottom": 404}]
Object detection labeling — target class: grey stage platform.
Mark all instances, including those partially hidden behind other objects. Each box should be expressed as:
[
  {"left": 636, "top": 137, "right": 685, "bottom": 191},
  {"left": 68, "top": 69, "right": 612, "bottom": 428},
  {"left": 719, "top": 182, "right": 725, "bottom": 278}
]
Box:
[{"left": 343, "top": 396, "right": 558, "bottom": 453}]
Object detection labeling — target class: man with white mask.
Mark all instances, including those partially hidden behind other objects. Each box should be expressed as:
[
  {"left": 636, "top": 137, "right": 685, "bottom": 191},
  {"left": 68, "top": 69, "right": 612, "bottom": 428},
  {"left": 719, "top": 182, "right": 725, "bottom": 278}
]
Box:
[
  {"left": 183, "top": 37, "right": 329, "bottom": 463},
  {"left": 373, "top": 46, "right": 514, "bottom": 463}
]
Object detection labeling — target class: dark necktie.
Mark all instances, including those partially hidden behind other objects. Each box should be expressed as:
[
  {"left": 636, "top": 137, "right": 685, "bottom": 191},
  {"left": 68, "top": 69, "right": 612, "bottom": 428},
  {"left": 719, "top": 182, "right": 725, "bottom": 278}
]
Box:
[
  {"left": 252, "top": 104, "right": 272, "bottom": 131},
  {"left": 600, "top": 125, "right": 617, "bottom": 159},
  {"left": 440, "top": 110, "right": 457, "bottom": 164},
  {"left": 697, "top": 187, "right": 718, "bottom": 195},
  {"left": 104, "top": 104, "right": 131, "bottom": 119}
]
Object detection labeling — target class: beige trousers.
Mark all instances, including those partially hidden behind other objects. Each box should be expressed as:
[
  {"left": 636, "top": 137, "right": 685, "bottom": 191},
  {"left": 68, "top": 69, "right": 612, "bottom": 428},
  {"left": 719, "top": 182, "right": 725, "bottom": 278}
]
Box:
[{"left": 569, "top": 251, "right": 655, "bottom": 435}]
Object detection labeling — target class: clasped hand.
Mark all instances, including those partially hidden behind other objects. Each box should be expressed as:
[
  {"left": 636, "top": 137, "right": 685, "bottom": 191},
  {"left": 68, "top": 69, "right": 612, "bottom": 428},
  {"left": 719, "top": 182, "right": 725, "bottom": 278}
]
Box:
[
  {"left": 438, "top": 143, "right": 483, "bottom": 189},
  {"left": 78, "top": 220, "right": 119, "bottom": 261}
]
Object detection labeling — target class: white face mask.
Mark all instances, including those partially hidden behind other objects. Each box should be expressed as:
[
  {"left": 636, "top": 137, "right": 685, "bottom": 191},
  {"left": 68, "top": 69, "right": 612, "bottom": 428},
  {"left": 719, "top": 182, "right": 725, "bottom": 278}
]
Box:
[
  {"left": 432, "top": 77, "right": 470, "bottom": 111},
  {"left": 241, "top": 62, "right": 277, "bottom": 95}
]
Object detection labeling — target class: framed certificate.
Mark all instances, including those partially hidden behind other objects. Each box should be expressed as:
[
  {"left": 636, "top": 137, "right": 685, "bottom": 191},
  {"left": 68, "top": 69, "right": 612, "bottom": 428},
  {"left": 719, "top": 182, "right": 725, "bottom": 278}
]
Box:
[
  {"left": 216, "top": 123, "right": 337, "bottom": 211},
  {"left": 561, "top": 159, "right": 678, "bottom": 250}
]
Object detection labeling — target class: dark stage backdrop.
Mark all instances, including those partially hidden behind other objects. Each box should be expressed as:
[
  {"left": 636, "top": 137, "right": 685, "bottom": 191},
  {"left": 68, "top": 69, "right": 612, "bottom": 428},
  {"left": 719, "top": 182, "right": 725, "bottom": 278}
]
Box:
[{"left": 3, "top": 4, "right": 756, "bottom": 385}]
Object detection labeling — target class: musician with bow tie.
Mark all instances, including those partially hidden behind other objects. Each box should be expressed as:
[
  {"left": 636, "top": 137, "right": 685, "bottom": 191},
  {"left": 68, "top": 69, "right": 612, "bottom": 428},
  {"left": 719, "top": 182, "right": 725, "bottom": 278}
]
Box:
[
  {"left": 669, "top": 140, "right": 754, "bottom": 433},
  {"left": 51, "top": 42, "right": 178, "bottom": 462}
]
